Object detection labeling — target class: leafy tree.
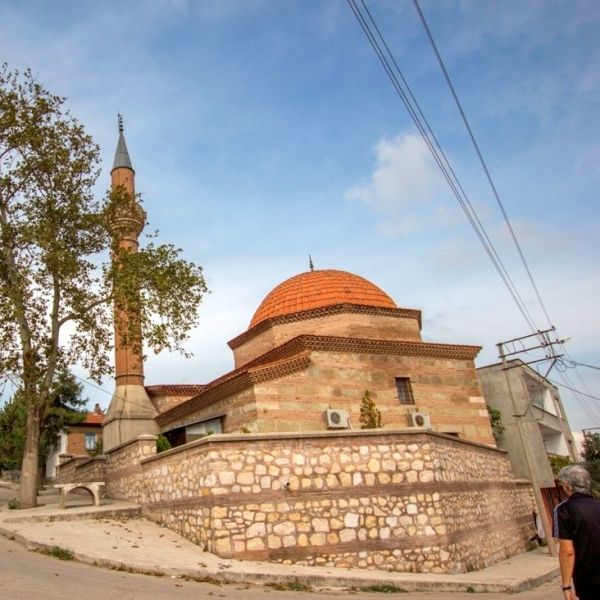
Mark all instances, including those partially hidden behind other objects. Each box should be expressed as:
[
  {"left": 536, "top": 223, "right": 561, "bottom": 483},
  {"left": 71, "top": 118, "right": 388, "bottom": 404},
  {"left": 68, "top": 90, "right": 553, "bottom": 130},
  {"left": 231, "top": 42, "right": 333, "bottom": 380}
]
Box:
[
  {"left": 583, "top": 432, "right": 600, "bottom": 462},
  {"left": 548, "top": 454, "right": 572, "bottom": 477},
  {"left": 0, "top": 395, "right": 26, "bottom": 470},
  {"left": 0, "top": 66, "right": 207, "bottom": 507},
  {"left": 0, "top": 370, "right": 86, "bottom": 471},
  {"left": 359, "top": 390, "right": 382, "bottom": 429},
  {"left": 582, "top": 432, "right": 600, "bottom": 498}
]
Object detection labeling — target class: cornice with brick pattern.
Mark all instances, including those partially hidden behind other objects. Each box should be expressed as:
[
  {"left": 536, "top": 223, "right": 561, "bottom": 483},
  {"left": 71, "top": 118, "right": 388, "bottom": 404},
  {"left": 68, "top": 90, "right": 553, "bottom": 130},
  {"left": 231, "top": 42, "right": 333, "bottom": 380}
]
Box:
[
  {"left": 228, "top": 303, "right": 422, "bottom": 349},
  {"left": 146, "top": 384, "right": 207, "bottom": 397}
]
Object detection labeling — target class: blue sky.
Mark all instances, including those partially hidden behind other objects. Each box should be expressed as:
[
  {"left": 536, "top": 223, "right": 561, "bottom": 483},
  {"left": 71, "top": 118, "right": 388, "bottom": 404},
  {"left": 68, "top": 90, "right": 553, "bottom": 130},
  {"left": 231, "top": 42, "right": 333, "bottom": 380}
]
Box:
[{"left": 1, "top": 0, "right": 599, "bottom": 433}]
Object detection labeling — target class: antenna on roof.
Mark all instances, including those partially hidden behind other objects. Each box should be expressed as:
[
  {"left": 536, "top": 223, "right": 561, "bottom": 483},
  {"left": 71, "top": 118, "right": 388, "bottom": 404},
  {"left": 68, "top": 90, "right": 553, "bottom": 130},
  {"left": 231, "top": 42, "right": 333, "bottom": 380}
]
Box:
[
  {"left": 309, "top": 255, "right": 314, "bottom": 271},
  {"left": 118, "top": 112, "right": 124, "bottom": 134}
]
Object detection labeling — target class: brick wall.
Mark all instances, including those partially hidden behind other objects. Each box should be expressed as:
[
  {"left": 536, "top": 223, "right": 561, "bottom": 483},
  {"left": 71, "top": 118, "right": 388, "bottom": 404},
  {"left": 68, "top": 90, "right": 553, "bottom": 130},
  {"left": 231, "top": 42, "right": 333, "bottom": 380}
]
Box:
[
  {"left": 252, "top": 350, "right": 494, "bottom": 445},
  {"left": 162, "top": 347, "right": 493, "bottom": 446},
  {"left": 161, "top": 386, "right": 259, "bottom": 434},
  {"left": 233, "top": 311, "right": 421, "bottom": 368},
  {"left": 66, "top": 425, "right": 102, "bottom": 455}
]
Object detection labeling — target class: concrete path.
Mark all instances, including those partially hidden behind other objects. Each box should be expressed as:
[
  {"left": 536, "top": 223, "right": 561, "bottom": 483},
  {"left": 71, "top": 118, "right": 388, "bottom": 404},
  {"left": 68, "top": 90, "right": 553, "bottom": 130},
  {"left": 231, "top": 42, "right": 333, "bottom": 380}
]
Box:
[{"left": 0, "top": 484, "right": 559, "bottom": 594}]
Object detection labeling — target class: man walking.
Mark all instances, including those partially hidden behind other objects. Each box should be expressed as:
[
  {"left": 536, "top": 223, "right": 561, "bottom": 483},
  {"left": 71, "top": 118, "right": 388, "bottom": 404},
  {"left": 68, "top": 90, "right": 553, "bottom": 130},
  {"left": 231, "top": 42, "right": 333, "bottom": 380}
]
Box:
[{"left": 554, "top": 465, "right": 600, "bottom": 600}]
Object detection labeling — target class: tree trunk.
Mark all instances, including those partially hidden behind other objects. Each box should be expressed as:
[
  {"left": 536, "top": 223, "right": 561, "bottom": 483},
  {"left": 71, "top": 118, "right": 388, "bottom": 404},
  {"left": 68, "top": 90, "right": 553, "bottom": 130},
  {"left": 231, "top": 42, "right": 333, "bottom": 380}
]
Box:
[{"left": 18, "top": 404, "right": 41, "bottom": 508}]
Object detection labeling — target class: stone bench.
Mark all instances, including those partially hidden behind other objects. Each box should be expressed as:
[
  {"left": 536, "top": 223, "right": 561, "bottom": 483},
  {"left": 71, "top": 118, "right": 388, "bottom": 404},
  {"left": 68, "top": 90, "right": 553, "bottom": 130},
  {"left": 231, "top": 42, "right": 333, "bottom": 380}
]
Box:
[{"left": 53, "top": 482, "right": 105, "bottom": 509}]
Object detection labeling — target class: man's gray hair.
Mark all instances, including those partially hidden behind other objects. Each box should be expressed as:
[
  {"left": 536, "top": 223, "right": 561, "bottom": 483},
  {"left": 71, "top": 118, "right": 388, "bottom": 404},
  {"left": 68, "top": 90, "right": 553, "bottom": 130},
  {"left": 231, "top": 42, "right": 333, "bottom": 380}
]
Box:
[{"left": 558, "top": 464, "right": 591, "bottom": 494}]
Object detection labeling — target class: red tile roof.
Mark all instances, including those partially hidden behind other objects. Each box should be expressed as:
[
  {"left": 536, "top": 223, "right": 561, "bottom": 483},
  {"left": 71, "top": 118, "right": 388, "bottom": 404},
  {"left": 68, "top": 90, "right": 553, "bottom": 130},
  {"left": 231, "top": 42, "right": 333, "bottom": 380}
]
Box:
[
  {"left": 249, "top": 270, "right": 396, "bottom": 328},
  {"left": 83, "top": 412, "right": 104, "bottom": 425}
]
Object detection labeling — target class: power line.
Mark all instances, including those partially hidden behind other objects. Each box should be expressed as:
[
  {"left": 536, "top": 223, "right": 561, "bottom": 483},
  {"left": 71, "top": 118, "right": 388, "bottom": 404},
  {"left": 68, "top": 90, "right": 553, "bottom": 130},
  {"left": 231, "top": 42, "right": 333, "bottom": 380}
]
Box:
[
  {"left": 412, "top": 0, "right": 554, "bottom": 330},
  {"left": 549, "top": 376, "right": 600, "bottom": 404},
  {"left": 560, "top": 358, "right": 600, "bottom": 372},
  {"left": 72, "top": 373, "right": 161, "bottom": 415},
  {"left": 346, "top": 0, "right": 540, "bottom": 334},
  {"left": 409, "top": 0, "right": 600, "bottom": 414},
  {"left": 351, "top": 0, "right": 598, "bottom": 416}
]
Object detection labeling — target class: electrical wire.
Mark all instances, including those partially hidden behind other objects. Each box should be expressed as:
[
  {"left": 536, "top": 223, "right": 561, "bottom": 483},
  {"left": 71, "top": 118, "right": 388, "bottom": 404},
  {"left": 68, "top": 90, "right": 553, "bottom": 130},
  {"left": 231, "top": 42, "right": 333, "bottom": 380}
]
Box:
[
  {"left": 346, "top": 0, "right": 540, "bottom": 334},
  {"left": 347, "top": 0, "right": 598, "bottom": 420},
  {"left": 410, "top": 0, "right": 598, "bottom": 423},
  {"left": 559, "top": 358, "right": 600, "bottom": 372},
  {"left": 412, "top": 0, "right": 554, "bottom": 330}
]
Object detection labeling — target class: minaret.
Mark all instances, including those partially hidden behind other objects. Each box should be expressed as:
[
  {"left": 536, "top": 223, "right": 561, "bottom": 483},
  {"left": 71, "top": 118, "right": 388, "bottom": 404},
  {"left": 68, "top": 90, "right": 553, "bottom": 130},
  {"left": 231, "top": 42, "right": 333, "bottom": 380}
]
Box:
[{"left": 103, "top": 115, "right": 159, "bottom": 452}]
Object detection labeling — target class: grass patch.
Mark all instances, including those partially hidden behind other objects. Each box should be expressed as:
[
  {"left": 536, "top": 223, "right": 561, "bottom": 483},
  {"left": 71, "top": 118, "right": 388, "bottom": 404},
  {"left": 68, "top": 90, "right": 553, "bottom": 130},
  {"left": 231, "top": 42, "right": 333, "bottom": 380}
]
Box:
[
  {"left": 183, "top": 575, "right": 222, "bottom": 586},
  {"left": 8, "top": 498, "right": 20, "bottom": 510},
  {"left": 466, "top": 586, "right": 476, "bottom": 593},
  {"left": 38, "top": 546, "right": 74, "bottom": 561},
  {"left": 360, "top": 584, "right": 406, "bottom": 593},
  {"left": 266, "top": 581, "right": 312, "bottom": 592}
]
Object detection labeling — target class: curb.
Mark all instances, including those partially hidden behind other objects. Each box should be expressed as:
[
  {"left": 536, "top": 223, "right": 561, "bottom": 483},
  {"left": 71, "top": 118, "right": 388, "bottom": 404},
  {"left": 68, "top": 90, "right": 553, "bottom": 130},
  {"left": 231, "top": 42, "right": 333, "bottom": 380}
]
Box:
[
  {"left": 0, "top": 523, "right": 559, "bottom": 593},
  {"left": 0, "top": 506, "right": 141, "bottom": 524}
]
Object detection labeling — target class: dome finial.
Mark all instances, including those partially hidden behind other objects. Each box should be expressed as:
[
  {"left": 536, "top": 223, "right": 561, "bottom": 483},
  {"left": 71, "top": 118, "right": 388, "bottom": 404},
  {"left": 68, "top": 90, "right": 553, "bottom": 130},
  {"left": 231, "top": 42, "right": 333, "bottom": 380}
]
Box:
[
  {"left": 118, "top": 112, "right": 124, "bottom": 134},
  {"left": 309, "top": 255, "right": 314, "bottom": 272}
]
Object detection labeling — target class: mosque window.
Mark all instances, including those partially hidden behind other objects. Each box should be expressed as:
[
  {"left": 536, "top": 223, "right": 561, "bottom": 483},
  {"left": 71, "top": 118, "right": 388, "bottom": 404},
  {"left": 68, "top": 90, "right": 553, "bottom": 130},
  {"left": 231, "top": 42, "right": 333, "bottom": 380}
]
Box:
[{"left": 395, "top": 378, "right": 414, "bottom": 405}]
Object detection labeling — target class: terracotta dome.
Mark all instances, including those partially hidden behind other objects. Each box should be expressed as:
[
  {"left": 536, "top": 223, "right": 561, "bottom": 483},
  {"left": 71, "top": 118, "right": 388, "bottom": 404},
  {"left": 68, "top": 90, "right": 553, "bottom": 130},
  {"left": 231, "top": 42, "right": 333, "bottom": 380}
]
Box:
[{"left": 249, "top": 269, "right": 396, "bottom": 328}]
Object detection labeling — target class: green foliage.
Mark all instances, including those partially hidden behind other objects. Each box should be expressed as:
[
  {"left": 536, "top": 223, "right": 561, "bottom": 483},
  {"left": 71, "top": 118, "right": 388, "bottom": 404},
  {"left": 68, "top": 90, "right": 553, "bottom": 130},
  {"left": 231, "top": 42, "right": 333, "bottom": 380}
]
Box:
[
  {"left": 487, "top": 405, "right": 504, "bottom": 438},
  {"left": 548, "top": 454, "right": 572, "bottom": 477},
  {"left": 583, "top": 432, "right": 600, "bottom": 462},
  {"left": 38, "top": 546, "right": 74, "bottom": 560},
  {"left": 0, "top": 370, "right": 86, "bottom": 470},
  {"left": 0, "top": 65, "right": 207, "bottom": 505},
  {"left": 8, "top": 498, "right": 20, "bottom": 510},
  {"left": 359, "top": 390, "right": 382, "bottom": 429},
  {"left": 583, "top": 432, "right": 600, "bottom": 498},
  {"left": 266, "top": 582, "right": 312, "bottom": 592},
  {"left": 106, "top": 186, "right": 208, "bottom": 358},
  {"left": 156, "top": 434, "right": 172, "bottom": 453},
  {"left": 0, "top": 397, "right": 27, "bottom": 470},
  {"left": 360, "top": 584, "right": 406, "bottom": 593}
]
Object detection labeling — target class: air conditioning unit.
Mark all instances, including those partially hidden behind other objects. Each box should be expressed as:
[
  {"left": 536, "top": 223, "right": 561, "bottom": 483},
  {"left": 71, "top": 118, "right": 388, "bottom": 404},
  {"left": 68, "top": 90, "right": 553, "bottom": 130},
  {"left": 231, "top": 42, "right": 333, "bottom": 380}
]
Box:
[
  {"left": 408, "top": 412, "right": 431, "bottom": 428},
  {"left": 326, "top": 408, "right": 350, "bottom": 429}
]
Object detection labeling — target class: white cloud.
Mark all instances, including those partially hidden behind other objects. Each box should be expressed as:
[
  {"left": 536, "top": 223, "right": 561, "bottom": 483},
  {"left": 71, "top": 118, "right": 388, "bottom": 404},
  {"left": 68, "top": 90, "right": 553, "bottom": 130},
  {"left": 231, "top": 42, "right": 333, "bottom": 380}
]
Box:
[{"left": 346, "top": 133, "right": 444, "bottom": 232}]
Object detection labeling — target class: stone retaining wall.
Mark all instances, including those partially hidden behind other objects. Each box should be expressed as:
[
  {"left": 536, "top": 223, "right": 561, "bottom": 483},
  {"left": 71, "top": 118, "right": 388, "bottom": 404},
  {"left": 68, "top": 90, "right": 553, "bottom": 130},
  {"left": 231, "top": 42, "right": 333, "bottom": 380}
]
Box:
[
  {"left": 55, "top": 456, "right": 106, "bottom": 485},
  {"left": 101, "top": 429, "right": 533, "bottom": 574},
  {"left": 104, "top": 434, "right": 157, "bottom": 501}
]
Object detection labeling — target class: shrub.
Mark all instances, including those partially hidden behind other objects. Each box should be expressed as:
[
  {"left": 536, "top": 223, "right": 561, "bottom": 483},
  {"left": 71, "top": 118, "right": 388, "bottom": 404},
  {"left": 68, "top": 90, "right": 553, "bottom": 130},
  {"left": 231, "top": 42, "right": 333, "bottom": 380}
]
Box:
[
  {"left": 359, "top": 390, "right": 382, "bottom": 429},
  {"left": 156, "top": 434, "right": 172, "bottom": 453}
]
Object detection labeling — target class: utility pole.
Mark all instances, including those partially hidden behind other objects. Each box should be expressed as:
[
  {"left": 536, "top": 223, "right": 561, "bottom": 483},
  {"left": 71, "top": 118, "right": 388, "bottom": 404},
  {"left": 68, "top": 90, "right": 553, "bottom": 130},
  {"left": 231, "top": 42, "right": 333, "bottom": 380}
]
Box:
[{"left": 497, "top": 327, "right": 566, "bottom": 557}]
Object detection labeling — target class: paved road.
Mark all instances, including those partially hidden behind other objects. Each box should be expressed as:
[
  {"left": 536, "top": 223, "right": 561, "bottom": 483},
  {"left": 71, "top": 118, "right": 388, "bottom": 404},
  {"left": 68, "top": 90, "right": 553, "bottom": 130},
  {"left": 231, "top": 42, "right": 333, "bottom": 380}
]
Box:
[
  {"left": 0, "top": 534, "right": 562, "bottom": 600},
  {"left": 0, "top": 483, "right": 15, "bottom": 503}
]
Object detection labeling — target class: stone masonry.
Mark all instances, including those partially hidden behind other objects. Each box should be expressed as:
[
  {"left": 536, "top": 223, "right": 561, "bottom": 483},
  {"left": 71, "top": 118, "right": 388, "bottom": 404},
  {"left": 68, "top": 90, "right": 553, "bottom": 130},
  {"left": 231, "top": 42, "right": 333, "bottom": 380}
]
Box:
[{"left": 94, "top": 429, "right": 534, "bottom": 574}]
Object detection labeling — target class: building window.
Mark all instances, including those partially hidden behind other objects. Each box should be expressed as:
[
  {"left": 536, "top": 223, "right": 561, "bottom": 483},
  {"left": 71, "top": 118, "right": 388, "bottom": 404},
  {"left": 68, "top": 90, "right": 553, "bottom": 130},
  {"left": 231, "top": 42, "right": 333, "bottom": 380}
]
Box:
[
  {"left": 185, "top": 417, "right": 223, "bottom": 442},
  {"left": 85, "top": 433, "right": 97, "bottom": 450},
  {"left": 395, "top": 377, "right": 414, "bottom": 405}
]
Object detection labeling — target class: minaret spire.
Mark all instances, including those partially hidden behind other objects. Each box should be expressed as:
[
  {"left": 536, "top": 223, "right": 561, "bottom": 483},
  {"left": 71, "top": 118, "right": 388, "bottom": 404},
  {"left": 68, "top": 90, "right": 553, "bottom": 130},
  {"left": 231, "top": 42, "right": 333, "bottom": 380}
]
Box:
[{"left": 112, "top": 113, "right": 134, "bottom": 173}]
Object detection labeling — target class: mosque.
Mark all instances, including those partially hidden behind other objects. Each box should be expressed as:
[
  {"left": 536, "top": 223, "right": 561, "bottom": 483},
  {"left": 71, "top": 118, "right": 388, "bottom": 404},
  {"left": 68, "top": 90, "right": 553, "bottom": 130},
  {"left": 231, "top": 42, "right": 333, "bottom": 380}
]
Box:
[
  {"left": 103, "top": 122, "right": 495, "bottom": 451},
  {"left": 57, "top": 123, "right": 536, "bottom": 574}
]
